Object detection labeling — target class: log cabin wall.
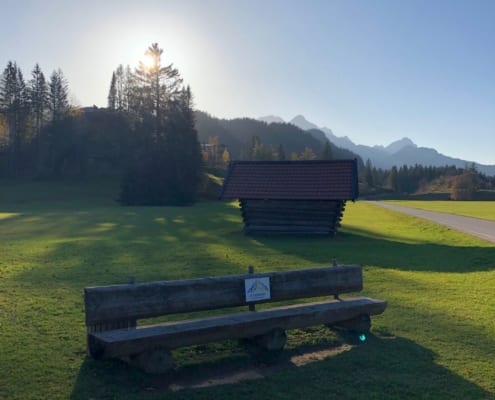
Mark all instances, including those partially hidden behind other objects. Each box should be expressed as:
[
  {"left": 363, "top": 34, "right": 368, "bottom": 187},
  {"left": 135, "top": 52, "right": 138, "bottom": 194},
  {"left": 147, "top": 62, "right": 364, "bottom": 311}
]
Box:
[
  {"left": 221, "top": 160, "right": 358, "bottom": 236},
  {"left": 241, "top": 199, "right": 346, "bottom": 235}
]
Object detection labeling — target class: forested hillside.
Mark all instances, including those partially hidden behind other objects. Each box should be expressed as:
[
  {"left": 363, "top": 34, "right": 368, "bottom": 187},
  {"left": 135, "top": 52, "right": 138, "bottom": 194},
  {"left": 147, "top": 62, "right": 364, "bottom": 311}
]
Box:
[{"left": 195, "top": 111, "right": 362, "bottom": 165}]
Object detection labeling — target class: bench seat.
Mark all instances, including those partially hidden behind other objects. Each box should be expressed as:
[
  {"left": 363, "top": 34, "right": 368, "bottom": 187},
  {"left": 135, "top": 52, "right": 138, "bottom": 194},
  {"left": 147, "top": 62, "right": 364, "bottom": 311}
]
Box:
[{"left": 88, "top": 296, "right": 387, "bottom": 359}]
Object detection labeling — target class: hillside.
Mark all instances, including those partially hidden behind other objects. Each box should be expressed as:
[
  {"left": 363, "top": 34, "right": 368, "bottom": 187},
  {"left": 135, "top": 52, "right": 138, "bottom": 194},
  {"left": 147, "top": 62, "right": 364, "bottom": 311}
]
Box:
[{"left": 195, "top": 111, "right": 362, "bottom": 165}]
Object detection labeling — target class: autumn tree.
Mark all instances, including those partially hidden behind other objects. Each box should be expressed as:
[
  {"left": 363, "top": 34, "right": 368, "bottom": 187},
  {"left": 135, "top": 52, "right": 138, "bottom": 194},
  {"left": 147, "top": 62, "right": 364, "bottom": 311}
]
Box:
[
  {"left": 451, "top": 169, "right": 478, "bottom": 200},
  {"left": 299, "top": 147, "right": 316, "bottom": 160},
  {"left": 0, "top": 114, "right": 7, "bottom": 147},
  {"left": 221, "top": 147, "right": 231, "bottom": 165}
]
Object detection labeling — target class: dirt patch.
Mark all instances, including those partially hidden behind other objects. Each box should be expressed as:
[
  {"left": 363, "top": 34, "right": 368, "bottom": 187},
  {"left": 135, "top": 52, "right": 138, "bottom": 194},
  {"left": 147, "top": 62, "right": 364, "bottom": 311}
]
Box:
[{"left": 145, "top": 342, "right": 354, "bottom": 392}]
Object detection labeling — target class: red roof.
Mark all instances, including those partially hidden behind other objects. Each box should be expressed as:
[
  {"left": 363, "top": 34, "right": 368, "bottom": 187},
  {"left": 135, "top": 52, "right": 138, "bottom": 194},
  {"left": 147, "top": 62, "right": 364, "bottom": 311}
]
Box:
[{"left": 221, "top": 160, "right": 358, "bottom": 200}]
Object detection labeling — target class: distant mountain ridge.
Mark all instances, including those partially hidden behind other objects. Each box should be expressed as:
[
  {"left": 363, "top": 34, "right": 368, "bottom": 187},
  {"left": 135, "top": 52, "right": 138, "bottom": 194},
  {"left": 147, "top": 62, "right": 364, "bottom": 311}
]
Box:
[
  {"left": 258, "top": 115, "right": 285, "bottom": 124},
  {"left": 195, "top": 111, "right": 363, "bottom": 166},
  {"left": 259, "top": 115, "right": 495, "bottom": 176}
]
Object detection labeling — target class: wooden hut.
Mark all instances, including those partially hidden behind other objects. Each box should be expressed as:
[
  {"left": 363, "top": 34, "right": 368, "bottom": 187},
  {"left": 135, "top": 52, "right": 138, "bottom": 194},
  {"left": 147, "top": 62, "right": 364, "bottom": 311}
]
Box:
[{"left": 220, "top": 160, "right": 359, "bottom": 235}]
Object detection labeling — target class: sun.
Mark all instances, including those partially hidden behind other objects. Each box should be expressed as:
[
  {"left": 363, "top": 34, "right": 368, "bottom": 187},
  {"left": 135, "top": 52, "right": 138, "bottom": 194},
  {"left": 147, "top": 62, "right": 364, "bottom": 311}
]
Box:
[{"left": 140, "top": 53, "right": 156, "bottom": 71}]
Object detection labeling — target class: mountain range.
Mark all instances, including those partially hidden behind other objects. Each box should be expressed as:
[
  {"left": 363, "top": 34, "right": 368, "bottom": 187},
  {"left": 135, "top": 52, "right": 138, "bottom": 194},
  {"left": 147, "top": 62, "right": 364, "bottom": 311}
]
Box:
[
  {"left": 259, "top": 115, "right": 495, "bottom": 176},
  {"left": 195, "top": 111, "right": 361, "bottom": 166}
]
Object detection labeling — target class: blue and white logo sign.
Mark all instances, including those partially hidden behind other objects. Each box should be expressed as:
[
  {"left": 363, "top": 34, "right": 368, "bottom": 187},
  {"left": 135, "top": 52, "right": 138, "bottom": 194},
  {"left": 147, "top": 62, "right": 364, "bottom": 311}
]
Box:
[{"left": 244, "top": 277, "right": 271, "bottom": 302}]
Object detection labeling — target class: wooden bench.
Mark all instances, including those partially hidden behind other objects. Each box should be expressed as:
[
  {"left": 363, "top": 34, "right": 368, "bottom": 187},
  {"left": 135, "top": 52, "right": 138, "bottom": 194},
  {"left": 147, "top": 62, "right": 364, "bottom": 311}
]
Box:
[{"left": 84, "top": 264, "right": 387, "bottom": 373}]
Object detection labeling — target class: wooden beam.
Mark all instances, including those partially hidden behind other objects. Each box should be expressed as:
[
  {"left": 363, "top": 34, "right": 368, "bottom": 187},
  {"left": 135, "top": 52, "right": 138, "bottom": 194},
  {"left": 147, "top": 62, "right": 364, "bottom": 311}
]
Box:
[
  {"left": 88, "top": 297, "right": 387, "bottom": 359},
  {"left": 85, "top": 265, "right": 363, "bottom": 325},
  {"left": 244, "top": 225, "right": 336, "bottom": 235}
]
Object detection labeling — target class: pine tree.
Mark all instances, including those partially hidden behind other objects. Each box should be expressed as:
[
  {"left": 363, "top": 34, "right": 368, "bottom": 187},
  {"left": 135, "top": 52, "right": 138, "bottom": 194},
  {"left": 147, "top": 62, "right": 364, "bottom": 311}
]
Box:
[
  {"left": 29, "top": 63, "right": 48, "bottom": 136},
  {"left": 365, "top": 159, "right": 374, "bottom": 187},
  {"left": 123, "top": 65, "right": 134, "bottom": 111},
  {"left": 48, "top": 69, "right": 69, "bottom": 122},
  {"left": 114, "top": 65, "right": 126, "bottom": 110},
  {"left": 320, "top": 140, "right": 333, "bottom": 160},
  {"left": 133, "top": 42, "right": 182, "bottom": 133},
  {"left": 110, "top": 64, "right": 135, "bottom": 111},
  {"left": 107, "top": 71, "right": 117, "bottom": 110},
  {"left": 15, "top": 68, "right": 29, "bottom": 147},
  {"left": 277, "top": 143, "right": 286, "bottom": 160},
  {"left": 250, "top": 136, "right": 262, "bottom": 160},
  {"left": 0, "top": 61, "right": 19, "bottom": 146},
  {"left": 119, "top": 44, "right": 202, "bottom": 206},
  {"left": 388, "top": 166, "right": 398, "bottom": 191},
  {"left": 0, "top": 61, "right": 29, "bottom": 175}
]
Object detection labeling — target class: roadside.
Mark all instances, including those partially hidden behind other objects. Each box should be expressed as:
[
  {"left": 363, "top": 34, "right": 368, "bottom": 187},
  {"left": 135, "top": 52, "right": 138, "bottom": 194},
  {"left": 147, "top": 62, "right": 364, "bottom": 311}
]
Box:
[{"left": 368, "top": 201, "right": 495, "bottom": 244}]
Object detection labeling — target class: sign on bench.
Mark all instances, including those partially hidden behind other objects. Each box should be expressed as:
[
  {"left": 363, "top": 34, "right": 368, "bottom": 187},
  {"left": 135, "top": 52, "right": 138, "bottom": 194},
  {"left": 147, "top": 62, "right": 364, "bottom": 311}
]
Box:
[
  {"left": 84, "top": 264, "right": 387, "bottom": 374},
  {"left": 245, "top": 276, "right": 271, "bottom": 302}
]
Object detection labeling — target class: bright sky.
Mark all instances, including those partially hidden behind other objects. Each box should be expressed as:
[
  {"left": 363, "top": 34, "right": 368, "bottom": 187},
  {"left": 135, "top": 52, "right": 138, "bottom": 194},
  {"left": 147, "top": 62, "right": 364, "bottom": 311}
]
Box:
[{"left": 1, "top": 0, "right": 494, "bottom": 164}]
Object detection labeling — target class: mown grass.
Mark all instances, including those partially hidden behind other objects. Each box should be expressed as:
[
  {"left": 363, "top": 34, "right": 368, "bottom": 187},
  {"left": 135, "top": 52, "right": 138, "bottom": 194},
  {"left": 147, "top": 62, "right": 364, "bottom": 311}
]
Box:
[
  {"left": 1, "top": 180, "right": 494, "bottom": 400},
  {"left": 386, "top": 200, "right": 495, "bottom": 221}
]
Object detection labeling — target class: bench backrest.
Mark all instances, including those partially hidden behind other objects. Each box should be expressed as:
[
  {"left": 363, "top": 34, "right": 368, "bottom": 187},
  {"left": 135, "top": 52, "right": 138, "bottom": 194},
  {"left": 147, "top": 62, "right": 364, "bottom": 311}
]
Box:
[{"left": 84, "top": 264, "right": 362, "bottom": 329}]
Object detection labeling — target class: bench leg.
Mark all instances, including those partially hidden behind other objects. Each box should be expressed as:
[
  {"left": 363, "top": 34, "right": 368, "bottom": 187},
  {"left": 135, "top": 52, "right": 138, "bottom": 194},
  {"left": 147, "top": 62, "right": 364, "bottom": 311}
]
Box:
[
  {"left": 241, "top": 328, "right": 287, "bottom": 363},
  {"left": 129, "top": 348, "right": 174, "bottom": 374},
  {"left": 254, "top": 328, "right": 287, "bottom": 351}
]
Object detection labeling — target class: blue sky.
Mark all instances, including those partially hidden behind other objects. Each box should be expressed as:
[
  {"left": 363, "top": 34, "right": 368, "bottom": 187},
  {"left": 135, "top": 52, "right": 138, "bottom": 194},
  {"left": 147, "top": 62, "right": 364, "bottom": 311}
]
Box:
[{"left": 1, "top": 0, "right": 494, "bottom": 164}]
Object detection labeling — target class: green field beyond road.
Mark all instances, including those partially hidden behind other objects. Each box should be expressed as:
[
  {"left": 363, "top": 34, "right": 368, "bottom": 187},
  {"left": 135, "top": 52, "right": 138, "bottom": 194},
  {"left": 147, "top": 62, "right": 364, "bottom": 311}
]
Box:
[
  {"left": 386, "top": 200, "right": 495, "bottom": 222},
  {"left": 1, "top": 181, "right": 494, "bottom": 399}
]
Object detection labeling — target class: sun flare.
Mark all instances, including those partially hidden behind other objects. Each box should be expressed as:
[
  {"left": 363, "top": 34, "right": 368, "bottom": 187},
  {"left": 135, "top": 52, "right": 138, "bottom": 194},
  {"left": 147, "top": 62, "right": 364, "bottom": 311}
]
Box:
[{"left": 140, "top": 53, "right": 155, "bottom": 71}]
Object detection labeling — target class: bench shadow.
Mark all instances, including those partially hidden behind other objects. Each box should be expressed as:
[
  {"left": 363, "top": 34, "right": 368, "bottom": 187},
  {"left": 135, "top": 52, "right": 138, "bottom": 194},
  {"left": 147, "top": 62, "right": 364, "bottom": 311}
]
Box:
[{"left": 69, "top": 334, "right": 492, "bottom": 399}]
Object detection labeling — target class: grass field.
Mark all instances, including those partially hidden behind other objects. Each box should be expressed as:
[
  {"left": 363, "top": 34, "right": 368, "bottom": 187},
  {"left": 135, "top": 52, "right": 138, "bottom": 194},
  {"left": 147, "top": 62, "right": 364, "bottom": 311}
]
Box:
[
  {"left": 1, "top": 180, "right": 494, "bottom": 399},
  {"left": 386, "top": 200, "right": 495, "bottom": 221}
]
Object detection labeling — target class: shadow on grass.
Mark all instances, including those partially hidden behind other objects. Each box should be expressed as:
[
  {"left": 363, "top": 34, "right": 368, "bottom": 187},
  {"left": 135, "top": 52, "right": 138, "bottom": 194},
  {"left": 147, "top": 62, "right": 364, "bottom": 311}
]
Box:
[
  {"left": 69, "top": 335, "right": 492, "bottom": 400},
  {"left": 253, "top": 228, "right": 495, "bottom": 273},
  {"left": 5, "top": 204, "right": 495, "bottom": 293}
]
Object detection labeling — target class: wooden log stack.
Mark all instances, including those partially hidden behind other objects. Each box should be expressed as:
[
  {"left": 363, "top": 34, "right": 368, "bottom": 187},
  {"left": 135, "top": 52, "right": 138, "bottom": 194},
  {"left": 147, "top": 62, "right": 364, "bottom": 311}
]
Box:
[{"left": 241, "top": 199, "right": 346, "bottom": 235}]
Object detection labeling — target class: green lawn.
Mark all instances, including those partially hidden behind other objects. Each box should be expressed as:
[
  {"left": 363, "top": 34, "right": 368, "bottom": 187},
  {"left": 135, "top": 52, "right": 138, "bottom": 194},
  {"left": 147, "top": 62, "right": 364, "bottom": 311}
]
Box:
[
  {"left": 386, "top": 200, "right": 495, "bottom": 221},
  {"left": 1, "top": 181, "right": 494, "bottom": 399}
]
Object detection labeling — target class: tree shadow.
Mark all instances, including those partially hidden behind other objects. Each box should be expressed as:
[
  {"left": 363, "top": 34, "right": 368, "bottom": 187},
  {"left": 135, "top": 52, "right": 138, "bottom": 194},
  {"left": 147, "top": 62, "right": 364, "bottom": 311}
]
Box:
[
  {"left": 3, "top": 202, "right": 494, "bottom": 301},
  {"left": 252, "top": 227, "right": 495, "bottom": 273},
  {"left": 69, "top": 335, "right": 493, "bottom": 400}
]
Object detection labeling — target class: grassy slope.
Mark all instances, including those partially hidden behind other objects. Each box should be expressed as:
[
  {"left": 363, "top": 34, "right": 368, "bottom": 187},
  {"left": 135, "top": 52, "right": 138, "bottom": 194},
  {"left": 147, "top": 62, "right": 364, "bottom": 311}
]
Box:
[
  {"left": 0, "top": 181, "right": 494, "bottom": 400},
  {"left": 386, "top": 200, "right": 495, "bottom": 221}
]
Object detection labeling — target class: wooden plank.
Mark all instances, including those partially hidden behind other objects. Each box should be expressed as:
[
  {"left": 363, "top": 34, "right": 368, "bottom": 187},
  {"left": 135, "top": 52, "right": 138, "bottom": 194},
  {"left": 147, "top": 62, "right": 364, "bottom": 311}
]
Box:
[
  {"left": 244, "top": 218, "right": 336, "bottom": 227},
  {"left": 242, "top": 199, "right": 343, "bottom": 209},
  {"left": 242, "top": 211, "right": 340, "bottom": 220},
  {"left": 88, "top": 297, "right": 387, "bottom": 359},
  {"left": 243, "top": 208, "right": 343, "bottom": 214},
  {"left": 85, "top": 265, "right": 362, "bottom": 325},
  {"left": 244, "top": 225, "right": 336, "bottom": 234},
  {"left": 243, "top": 210, "right": 340, "bottom": 218}
]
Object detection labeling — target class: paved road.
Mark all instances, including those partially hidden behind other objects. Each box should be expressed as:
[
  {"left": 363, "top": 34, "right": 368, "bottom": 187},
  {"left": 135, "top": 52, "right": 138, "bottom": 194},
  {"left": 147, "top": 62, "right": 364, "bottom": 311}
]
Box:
[{"left": 368, "top": 201, "right": 495, "bottom": 244}]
